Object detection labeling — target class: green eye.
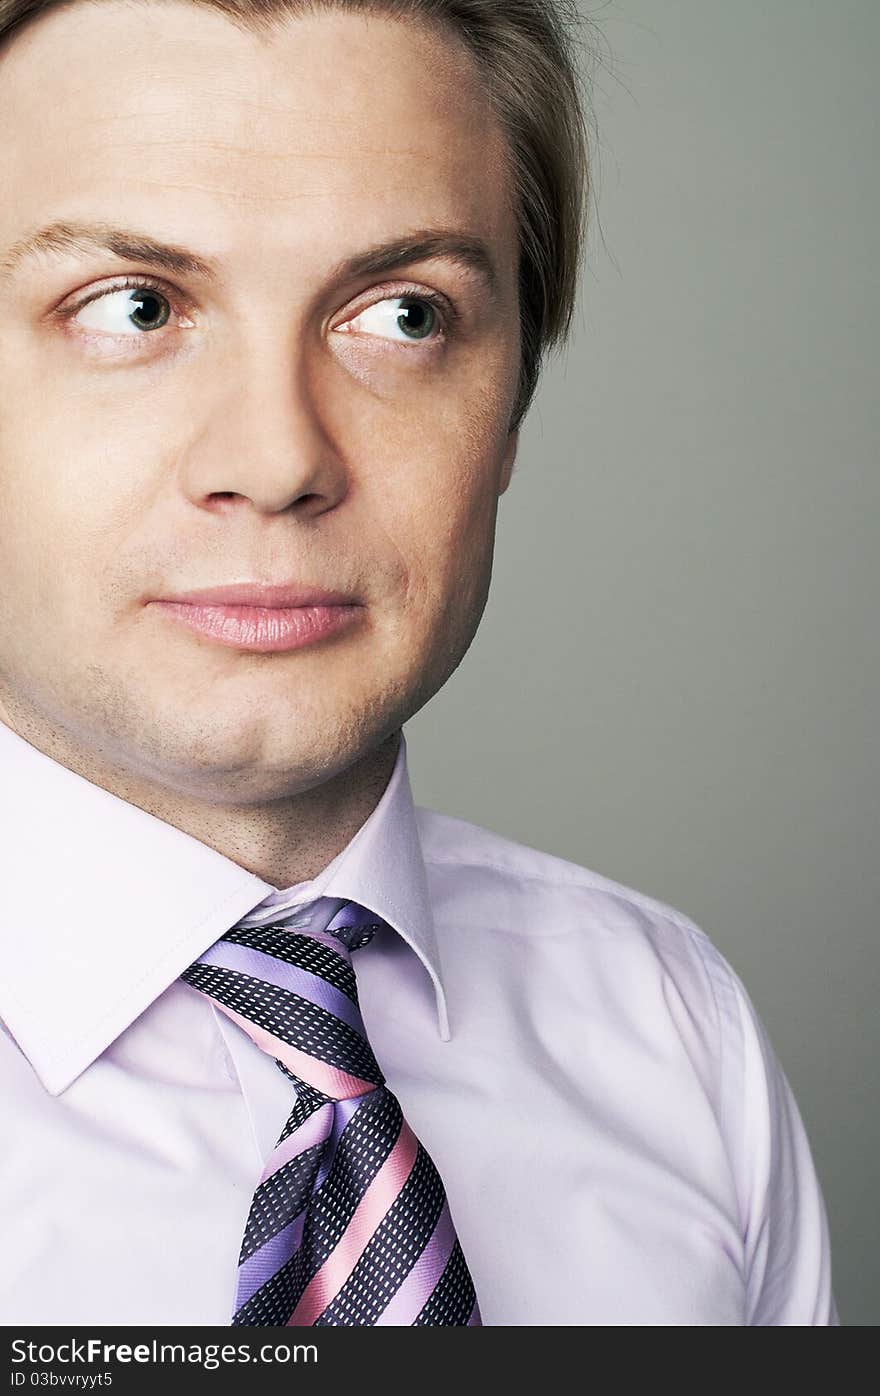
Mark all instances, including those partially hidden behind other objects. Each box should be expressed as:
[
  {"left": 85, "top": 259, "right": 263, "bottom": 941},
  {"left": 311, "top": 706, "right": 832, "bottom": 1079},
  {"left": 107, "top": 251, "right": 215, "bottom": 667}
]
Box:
[
  {"left": 72, "top": 281, "right": 173, "bottom": 336},
  {"left": 395, "top": 298, "right": 436, "bottom": 340},
  {"left": 349, "top": 295, "right": 443, "bottom": 343},
  {"left": 125, "top": 288, "right": 171, "bottom": 332}
]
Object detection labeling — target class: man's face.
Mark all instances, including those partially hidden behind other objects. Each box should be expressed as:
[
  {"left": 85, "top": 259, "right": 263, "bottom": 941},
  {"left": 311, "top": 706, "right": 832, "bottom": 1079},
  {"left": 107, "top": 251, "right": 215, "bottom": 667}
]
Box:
[{"left": 0, "top": 0, "right": 520, "bottom": 801}]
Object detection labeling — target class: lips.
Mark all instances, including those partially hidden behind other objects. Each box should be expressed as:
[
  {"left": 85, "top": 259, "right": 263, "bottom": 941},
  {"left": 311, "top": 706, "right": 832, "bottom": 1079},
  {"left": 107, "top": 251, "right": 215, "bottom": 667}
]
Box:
[
  {"left": 150, "top": 597, "right": 362, "bottom": 653},
  {"left": 158, "top": 582, "right": 359, "bottom": 608}
]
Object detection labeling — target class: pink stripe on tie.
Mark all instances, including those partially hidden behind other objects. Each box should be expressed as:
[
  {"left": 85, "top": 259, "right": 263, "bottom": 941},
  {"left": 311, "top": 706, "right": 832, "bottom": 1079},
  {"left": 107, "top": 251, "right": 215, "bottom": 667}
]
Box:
[
  {"left": 374, "top": 1197, "right": 456, "bottom": 1325},
  {"left": 287, "top": 1117, "right": 419, "bottom": 1326},
  {"left": 213, "top": 1001, "right": 377, "bottom": 1100}
]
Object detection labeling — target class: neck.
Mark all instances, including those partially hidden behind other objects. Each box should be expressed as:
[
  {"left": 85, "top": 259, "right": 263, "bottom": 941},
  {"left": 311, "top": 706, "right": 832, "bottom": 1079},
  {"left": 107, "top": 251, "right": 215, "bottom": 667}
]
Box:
[
  {"left": 0, "top": 700, "right": 402, "bottom": 888},
  {"left": 142, "top": 730, "right": 403, "bottom": 889}
]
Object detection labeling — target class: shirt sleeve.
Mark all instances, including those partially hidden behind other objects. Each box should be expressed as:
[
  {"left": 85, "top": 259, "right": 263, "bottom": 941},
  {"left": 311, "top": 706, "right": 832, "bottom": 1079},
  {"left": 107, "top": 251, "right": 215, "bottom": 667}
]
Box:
[{"left": 713, "top": 951, "right": 840, "bottom": 1324}]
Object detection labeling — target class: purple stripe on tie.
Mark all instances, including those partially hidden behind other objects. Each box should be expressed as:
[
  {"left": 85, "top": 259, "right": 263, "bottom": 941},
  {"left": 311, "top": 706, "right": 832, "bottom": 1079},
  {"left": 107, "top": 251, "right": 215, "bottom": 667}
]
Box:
[
  {"left": 197, "top": 939, "right": 365, "bottom": 1035},
  {"left": 374, "top": 1198, "right": 457, "bottom": 1325},
  {"left": 235, "top": 1210, "right": 308, "bottom": 1309},
  {"left": 259, "top": 1101, "right": 333, "bottom": 1186},
  {"left": 310, "top": 1093, "right": 364, "bottom": 1193},
  {"left": 303, "top": 929, "right": 356, "bottom": 963},
  {"left": 325, "top": 901, "right": 375, "bottom": 931}
]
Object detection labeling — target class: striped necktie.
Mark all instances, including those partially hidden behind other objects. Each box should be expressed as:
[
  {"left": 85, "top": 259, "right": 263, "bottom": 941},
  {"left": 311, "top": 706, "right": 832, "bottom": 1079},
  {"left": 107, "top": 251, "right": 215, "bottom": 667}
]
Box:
[{"left": 180, "top": 895, "right": 482, "bottom": 1326}]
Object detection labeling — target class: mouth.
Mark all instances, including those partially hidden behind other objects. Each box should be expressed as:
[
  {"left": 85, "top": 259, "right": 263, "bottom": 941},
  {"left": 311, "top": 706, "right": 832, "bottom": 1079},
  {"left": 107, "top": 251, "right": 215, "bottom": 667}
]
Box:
[
  {"left": 158, "top": 582, "right": 360, "bottom": 608},
  {"left": 149, "top": 583, "right": 363, "bottom": 653}
]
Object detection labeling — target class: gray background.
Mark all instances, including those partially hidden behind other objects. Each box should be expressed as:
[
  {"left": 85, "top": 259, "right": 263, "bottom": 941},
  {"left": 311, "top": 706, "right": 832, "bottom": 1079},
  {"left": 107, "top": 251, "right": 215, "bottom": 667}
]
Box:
[{"left": 406, "top": 0, "right": 878, "bottom": 1326}]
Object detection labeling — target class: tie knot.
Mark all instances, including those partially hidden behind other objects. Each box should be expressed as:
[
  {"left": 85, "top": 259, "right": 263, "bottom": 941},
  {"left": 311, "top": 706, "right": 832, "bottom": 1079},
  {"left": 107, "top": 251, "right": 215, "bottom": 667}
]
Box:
[
  {"left": 309, "top": 896, "right": 387, "bottom": 953},
  {"left": 237, "top": 894, "right": 386, "bottom": 956},
  {"left": 181, "top": 896, "right": 388, "bottom": 1101}
]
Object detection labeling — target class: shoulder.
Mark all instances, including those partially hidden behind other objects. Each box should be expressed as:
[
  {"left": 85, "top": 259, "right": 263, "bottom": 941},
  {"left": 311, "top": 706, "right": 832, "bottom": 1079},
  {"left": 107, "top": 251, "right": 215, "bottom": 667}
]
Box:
[
  {"left": 416, "top": 806, "right": 839, "bottom": 1324},
  {"left": 416, "top": 804, "right": 748, "bottom": 1124},
  {"left": 416, "top": 803, "right": 704, "bottom": 932},
  {"left": 415, "top": 802, "right": 735, "bottom": 1003}
]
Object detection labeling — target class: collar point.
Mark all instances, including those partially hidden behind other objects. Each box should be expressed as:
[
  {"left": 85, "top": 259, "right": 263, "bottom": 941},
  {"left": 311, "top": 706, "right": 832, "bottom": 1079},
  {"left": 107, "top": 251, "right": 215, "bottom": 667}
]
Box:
[{"left": 436, "top": 991, "right": 451, "bottom": 1042}]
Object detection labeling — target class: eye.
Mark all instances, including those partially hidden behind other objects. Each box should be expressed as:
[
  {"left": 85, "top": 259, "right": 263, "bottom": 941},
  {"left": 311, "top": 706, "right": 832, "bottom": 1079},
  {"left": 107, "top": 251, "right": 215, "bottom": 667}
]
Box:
[
  {"left": 343, "top": 294, "right": 444, "bottom": 344},
  {"left": 69, "top": 278, "right": 176, "bottom": 336}
]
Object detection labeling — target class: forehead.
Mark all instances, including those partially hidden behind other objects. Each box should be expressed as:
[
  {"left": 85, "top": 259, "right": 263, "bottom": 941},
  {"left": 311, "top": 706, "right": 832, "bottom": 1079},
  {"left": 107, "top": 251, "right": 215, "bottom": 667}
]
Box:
[{"left": 0, "top": 0, "right": 517, "bottom": 278}]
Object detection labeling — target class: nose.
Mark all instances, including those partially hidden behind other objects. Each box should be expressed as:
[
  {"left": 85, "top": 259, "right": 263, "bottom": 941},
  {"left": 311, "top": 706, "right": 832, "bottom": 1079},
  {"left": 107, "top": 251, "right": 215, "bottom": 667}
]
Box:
[{"left": 179, "top": 335, "right": 349, "bottom": 518}]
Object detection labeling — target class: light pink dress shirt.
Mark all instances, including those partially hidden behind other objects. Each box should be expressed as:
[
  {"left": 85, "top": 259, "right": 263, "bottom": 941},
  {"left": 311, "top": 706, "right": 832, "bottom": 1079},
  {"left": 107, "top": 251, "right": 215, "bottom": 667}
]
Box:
[{"left": 0, "top": 719, "right": 839, "bottom": 1324}]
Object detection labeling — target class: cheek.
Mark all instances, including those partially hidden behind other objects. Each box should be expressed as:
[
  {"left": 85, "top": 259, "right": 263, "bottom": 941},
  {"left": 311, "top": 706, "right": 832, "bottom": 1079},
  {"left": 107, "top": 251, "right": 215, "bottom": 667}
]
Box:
[
  {"left": 363, "top": 443, "right": 503, "bottom": 636},
  {"left": 0, "top": 322, "right": 172, "bottom": 519},
  {"left": 353, "top": 367, "right": 511, "bottom": 601},
  {"left": 0, "top": 397, "right": 152, "bottom": 619}
]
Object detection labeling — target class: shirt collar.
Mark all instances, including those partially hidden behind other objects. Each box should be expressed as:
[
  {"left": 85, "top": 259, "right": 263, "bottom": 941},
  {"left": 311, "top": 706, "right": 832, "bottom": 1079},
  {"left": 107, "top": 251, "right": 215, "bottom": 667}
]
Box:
[{"left": 0, "top": 722, "right": 447, "bottom": 1097}]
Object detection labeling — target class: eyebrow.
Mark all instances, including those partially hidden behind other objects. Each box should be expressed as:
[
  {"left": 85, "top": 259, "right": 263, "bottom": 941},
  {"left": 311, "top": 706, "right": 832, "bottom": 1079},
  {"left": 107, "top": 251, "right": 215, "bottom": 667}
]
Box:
[{"left": 0, "top": 219, "right": 499, "bottom": 298}]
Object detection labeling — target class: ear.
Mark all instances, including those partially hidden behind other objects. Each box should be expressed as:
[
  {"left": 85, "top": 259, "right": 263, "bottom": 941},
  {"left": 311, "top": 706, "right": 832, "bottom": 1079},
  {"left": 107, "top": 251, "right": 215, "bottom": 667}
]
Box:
[{"left": 498, "top": 428, "right": 519, "bottom": 495}]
